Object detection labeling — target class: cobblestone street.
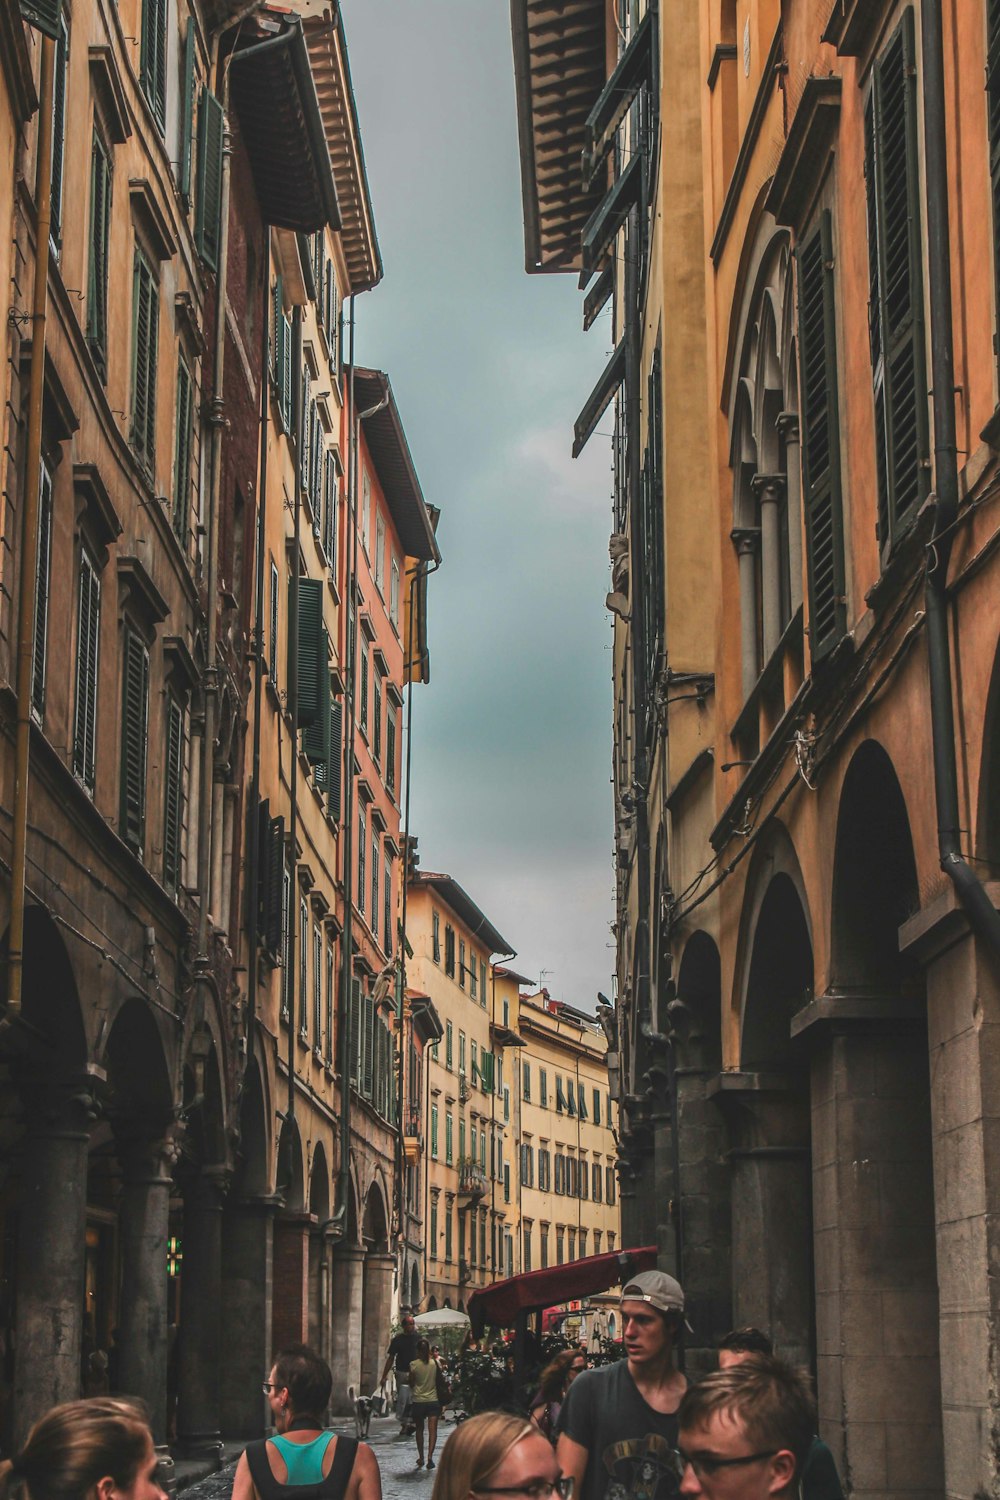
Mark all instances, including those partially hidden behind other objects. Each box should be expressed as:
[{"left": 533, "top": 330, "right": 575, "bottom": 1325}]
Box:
[{"left": 181, "top": 1417, "right": 455, "bottom": 1500}]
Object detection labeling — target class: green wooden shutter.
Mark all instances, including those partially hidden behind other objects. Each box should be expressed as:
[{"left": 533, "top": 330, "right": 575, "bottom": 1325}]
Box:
[
  {"left": 73, "top": 548, "right": 100, "bottom": 788},
  {"left": 359, "top": 637, "right": 369, "bottom": 733},
  {"left": 173, "top": 357, "right": 193, "bottom": 541},
  {"left": 865, "top": 7, "right": 929, "bottom": 552},
  {"left": 328, "top": 697, "right": 343, "bottom": 819},
  {"left": 195, "top": 89, "right": 224, "bottom": 269},
  {"left": 130, "top": 247, "right": 159, "bottom": 473},
  {"left": 140, "top": 0, "right": 166, "bottom": 130},
  {"left": 271, "top": 277, "right": 282, "bottom": 383},
  {"left": 281, "top": 315, "right": 293, "bottom": 430},
  {"left": 120, "top": 627, "right": 149, "bottom": 853},
  {"left": 797, "top": 210, "right": 846, "bottom": 662},
  {"left": 50, "top": 18, "right": 67, "bottom": 242},
  {"left": 363, "top": 995, "right": 376, "bottom": 1099},
  {"left": 266, "top": 813, "right": 285, "bottom": 955},
  {"left": 294, "top": 577, "right": 324, "bottom": 728},
  {"left": 179, "top": 19, "right": 196, "bottom": 205},
  {"left": 31, "top": 462, "right": 52, "bottom": 717},
  {"left": 86, "top": 130, "right": 111, "bottom": 367},
  {"left": 302, "top": 629, "right": 331, "bottom": 778},
  {"left": 163, "top": 694, "right": 184, "bottom": 890},
  {"left": 19, "top": 0, "right": 62, "bottom": 41}
]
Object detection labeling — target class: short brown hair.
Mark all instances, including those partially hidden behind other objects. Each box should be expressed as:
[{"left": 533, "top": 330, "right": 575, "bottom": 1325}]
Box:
[
  {"left": 431, "top": 1412, "right": 534, "bottom": 1500},
  {"left": 718, "top": 1327, "right": 774, "bottom": 1358},
  {"left": 678, "top": 1357, "right": 815, "bottom": 1475},
  {"left": 272, "top": 1344, "right": 333, "bottom": 1419},
  {"left": 0, "top": 1398, "right": 152, "bottom": 1500}
]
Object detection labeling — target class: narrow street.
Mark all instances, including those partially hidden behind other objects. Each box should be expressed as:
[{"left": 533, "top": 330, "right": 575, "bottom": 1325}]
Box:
[{"left": 181, "top": 1418, "right": 452, "bottom": 1500}]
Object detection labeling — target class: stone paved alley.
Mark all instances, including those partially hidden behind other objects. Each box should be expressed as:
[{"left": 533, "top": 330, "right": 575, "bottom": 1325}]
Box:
[{"left": 181, "top": 1417, "right": 451, "bottom": 1500}]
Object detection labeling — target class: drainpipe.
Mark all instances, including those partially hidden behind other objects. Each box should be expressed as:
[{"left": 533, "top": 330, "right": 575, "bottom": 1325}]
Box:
[
  {"left": 920, "top": 0, "right": 1000, "bottom": 959},
  {"left": 6, "top": 35, "right": 56, "bottom": 1029},
  {"left": 284, "top": 306, "right": 304, "bottom": 1139},
  {"left": 194, "top": 72, "right": 233, "bottom": 998}
]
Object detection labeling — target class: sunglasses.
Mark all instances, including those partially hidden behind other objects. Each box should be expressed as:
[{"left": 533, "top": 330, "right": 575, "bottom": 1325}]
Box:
[{"left": 678, "top": 1449, "right": 777, "bottom": 1480}]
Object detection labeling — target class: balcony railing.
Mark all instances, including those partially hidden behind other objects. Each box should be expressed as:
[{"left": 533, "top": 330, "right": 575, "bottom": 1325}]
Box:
[{"left": 458, "top": 1158, "right": 486, "bottom": 1200}]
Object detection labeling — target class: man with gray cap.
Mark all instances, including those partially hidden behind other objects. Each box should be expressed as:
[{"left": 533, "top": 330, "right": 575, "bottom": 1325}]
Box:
[{"left": 557, "top": 1270, "right": 687, "bottom": 1500}]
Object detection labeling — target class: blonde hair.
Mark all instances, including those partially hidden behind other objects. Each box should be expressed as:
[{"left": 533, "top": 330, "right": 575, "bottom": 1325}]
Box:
[
  {"left": 0, "top": 1399, "right": 152, "bottom": 1500},
  {"left": 431, "top": 1412, "right": 535, "bottom": 1500}
]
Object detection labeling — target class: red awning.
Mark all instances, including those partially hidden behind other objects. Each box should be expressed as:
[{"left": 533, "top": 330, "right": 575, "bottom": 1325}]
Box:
[{"left": 468, "top": 1246, "right": 658, "bottom": 1337}]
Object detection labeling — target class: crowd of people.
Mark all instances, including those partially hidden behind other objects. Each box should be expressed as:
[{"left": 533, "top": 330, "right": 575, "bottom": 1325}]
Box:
[{"left": 0, "top": 1271, "right": 843, "bottom": 1500}]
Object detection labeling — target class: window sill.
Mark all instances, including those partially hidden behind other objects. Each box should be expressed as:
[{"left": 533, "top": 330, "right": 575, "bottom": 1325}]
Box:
[
  {"left": 864, "top": 503, "right": 932, "bottom": 616},
  {"left": 730, "top": 605, "right": 804, "bottom": 749}
]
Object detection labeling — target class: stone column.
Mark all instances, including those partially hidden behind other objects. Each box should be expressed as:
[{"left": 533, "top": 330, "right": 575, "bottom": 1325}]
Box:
[
  {"left": 272, "top": 1213, "right": 313, "bottom": 1352},
  {"left": 176, "top": 1168, "right": 227, "bottom": 1455},
  {"left": 117, "top": 1134, "right": 176, "bottom": 1441},
  {"left": 13, "top": 1084, "right": 91, "bottom": 1445},
  {"left": 777, "top": 414, "right": 802, "bottom": 614},
  {"left": 673, "top": 1045, "right": 732, "bottom": 1379},
  {"left": 329, "top": 1244, "right": 365, "bottom": 1413},
  {"left": 220, "top": 1197, "right": 276, "bottom": 1439},
  {"left": 731, "top": 528, "right": 761, "bottom": 702},
  {"left": 752, "top": 475, "right": 785, "bottom": 661},
  {"left": 361, "top": 1251, "right": 394, "bottom": 1393},
  {"left": 709, "top": 1072, "right": 813, "bottom": 1368}
]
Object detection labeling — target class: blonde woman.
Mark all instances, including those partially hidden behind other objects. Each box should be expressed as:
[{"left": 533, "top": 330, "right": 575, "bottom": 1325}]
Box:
[
  {"left": 0, "top": 1398, "right": 166, "bottom": 1500},
  {"left": 431, "top": 1412, "right": 574, "bottom": 1500}
]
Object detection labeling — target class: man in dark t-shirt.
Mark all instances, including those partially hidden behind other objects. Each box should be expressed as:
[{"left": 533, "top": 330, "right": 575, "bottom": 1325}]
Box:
[
  {"left": 380, "top": 1311, "right": 418, "bottom": 1433},
  {"left": 558, "top": 1271, "right": 688, "bottom": 1500}
]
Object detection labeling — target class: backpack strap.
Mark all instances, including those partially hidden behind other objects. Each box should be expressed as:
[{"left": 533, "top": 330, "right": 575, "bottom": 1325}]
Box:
[
  {"left": 245, "top": 1441, "right": 284, "bottom": 1500},
  {"left": 320, "top": 1436, "right": 359, "bottom": 1500}
]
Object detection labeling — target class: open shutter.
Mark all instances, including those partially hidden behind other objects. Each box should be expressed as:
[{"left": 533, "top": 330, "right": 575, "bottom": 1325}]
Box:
[
  {"left": 294, "top": 577, "right": 324, "bottom": 728},
  {"left": 86, "top": 131, "right": 111, "bottom": 365},
  {"left": 179, "top": 20, "right": 196, "bottom": 205},
  {"left": 73, "top": 550, "right": 100, "bottom": 788},
  {"left": 328, "top": 697, "right": 343, "bottom": 819},
  {"left": 163, "top": 695, "right": 184, "bottom": 891},
  {"left": 31, "top": 463, "right": 53, "bottom": 717},
  {"left": 173, "top": 358, "right": 193, "bottom": 541},
  {"left": 195, "top": 89, "right": 224, "bottom": 269},
  {"left": 866, "top": 8, "right": 929, "bottom": 552},
  {"left": 19, "top": 0, "right": 62, "bottom": 39},
  {"left": 265, "top": 813, "right": 285, "bottom": 955},
  {"left": 303, "top": 630, "right": 331, "bottom": 782},
  {"left": 49, "top": 19, "right": 67, "bottom": 241},
  {"left": 130, "top": 248, "right": 158, "bottom": 472},
  {"left": 281, "top": 315, "right": 293, "bottom": 429},
  {"left": 120, "top": 628, "right": 149, "bottom": 853},
  {"left": 798, "top": 210, "right": 846, "bottom": 662},
  {"left": 349, "top": 978, "right": 361, "bottom": 1084},
  {"left": 140, "top": 0, "right": 167, "bottom": 130}
]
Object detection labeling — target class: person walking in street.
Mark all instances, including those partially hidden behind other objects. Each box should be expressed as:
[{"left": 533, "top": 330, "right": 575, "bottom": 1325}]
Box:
[
  {"left": 557, "top": 1270, "right": 687, "bottom": 1500},
  {"left": 379, "top": 1312, "right": 418, "bottom": 1437},
  {"left": 716, "top": 1330, "right": 843, "bottom": 1500},
  {"left": 0, "top": 1397, "right": 166, "bottom": 1500},
  {"left": 408, "top": 1339, "right": 442, "bottom": 1472},
  {"left": 431, "top": 1411, "right": 571, "bottom": 1500},
  {"left": 676, "top": 1356, "right": 815, "bottom": 1499},
  {"left": 231, "top": 1344, "right": 381, "bottom": 1500},
  {"left": 529, "top": 1351, "right": 586, "bottom": 1442}
]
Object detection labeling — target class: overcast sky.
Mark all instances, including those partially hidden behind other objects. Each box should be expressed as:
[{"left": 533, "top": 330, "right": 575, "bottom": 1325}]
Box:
[{"left": 343, "top": 0, "right": 615, "bottom": 1010}]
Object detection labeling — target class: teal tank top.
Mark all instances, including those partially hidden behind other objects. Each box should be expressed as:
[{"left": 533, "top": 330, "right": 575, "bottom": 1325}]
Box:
[{"left": 269, "top": 1434, "right": 337, "bottom": 1485}]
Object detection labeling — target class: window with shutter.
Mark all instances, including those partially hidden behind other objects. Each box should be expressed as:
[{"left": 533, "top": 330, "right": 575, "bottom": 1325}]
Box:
[
  {"left": 323, "top": 452, "right": 337, "bottom": 568},
  {"left": 359, "top": 637, "right": 369, "bottom": 734},
  {"left": 163, "top": 693, "right": 184, "bottom": 892},
  {"left": 179, "top": 19, "right": 196, "bottom": 205},
  {"left": 300, "top": 369, "right": 311, "bottom": 494},
  {"left": 363, "top": 993, "right": 375, "bottom": 1098},
  {"left": 269, "top": 560, "right": 279, "bottom": 688},
  {"left": 281, "top": 862, "right": 291, "bottom": 1019},
  {"left": 120, "top": 626, "right": 149, "bottom": 854},
  {"left": 173, "top": 357, "right": 193, "bottom": 542},
  {"left": 302, "top": 628, "right": 331, "bottom": 779},
  {"left": 328, "top": 697, "right": 343, "bottom": 819},
  {"left": 349, "top": 976, "right": 361, "bottom": 1084},
  {"left": 371, "top": 828, "right": 379, "bottom": 939},
  {"left": 50, "top": 17, "right": 68, "bottom": 246},
  {"left": 19, "top": 0, "right": 62, "bottom": 41},
  {"left": 373, "top": 675, "right": 382, "bottom": 765},
  {"left": 313, "top": 923, "right": 322, "bottom": 1042},
  {"left": 299, "top": 897, "right": 308, "bottom": 1036},
  {"left": 73, "top": 548, "right": 100, "bottom": 789},
  {"left": 195, "top": 89, "right": 224, "bottom": 269},
  {"left": 31, "top": 461, "right": 53, "bottom": 719},
  {"left": 797, "top": 211, "right": 846, "bottom": 661},
  {"left": 140, "top": 0, "right": 166, "bottom": 130},
  {"left": 390, "top": 557, "right": 400, "bottom": 628},
  {"left": 86, "top": 129, "right": 112, "bottom": 371},
  {"left": 358, "top": 805, "right": 366, "bottom": 913},
  {"left": 864, "top": 8, "right": 929, "bottom": 555},
  {"left": 375, "top": 513, "right": 385, "bottom": 592},
  {"left": 294, "top": 577, "right": 324, "bottom": 727},
  {"left": 385, "top": 706, "right": 396, "bottom": 796},
  {"left": 383, "top": 854, "right": 392, "bottom": 957},
  {"left": 130, "top": 247, "right": 159, "bottom": 474},
  {"left": 446, "top": 1112, "right": 453, "bottom": 1164},
  {"left": 281, "top": 314, "right": 293, "bottom": 431},
  {"left": 325, "top": 941, "right": 335, "bottom": 1061}
]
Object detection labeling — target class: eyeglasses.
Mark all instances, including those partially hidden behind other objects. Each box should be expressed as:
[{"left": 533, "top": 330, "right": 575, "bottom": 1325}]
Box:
[
  {"left": 262, "top": 1382, "right": 285, "bottom": 1395},
  {"left": 476, "top": 1479, "right": 574, "bottom": 1500},
  {"left": 678, "top": 1450, "right": 777, "bottom": 1480}
]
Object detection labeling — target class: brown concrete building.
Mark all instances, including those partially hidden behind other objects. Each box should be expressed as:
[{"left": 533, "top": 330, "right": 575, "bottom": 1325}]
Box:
[{"left": 510, "top": 0, "right": 1000, "bottom": 1494}]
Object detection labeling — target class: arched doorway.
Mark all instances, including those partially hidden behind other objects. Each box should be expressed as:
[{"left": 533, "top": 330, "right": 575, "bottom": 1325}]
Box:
[
  {"left": 221, "top": 1057, "right": 274, "bottom": 1439},
  {"left": 360, "top": 1181, "right": 392, "bottom": 1392},
  {"left": 823, "top": 741, "right": 943, "bottom": 1491},
  {"left": 308, "top": 1146, "right": 331, "bottom": 1357},
  {"left": 409, "top": 1260, "right": 420, "bottom": 1312},
  {"left": 272, "top": 1116, "right": 310, "bottom": 1355}
]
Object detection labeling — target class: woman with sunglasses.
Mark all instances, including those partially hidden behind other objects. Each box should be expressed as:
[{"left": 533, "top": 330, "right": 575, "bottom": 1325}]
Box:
[
  {"left": 233, "top": 1344, "right": 381, "bottom": 1500},
  {"left": 431, "top": 1412, "right": 574, "bottom": 1500},
  {"left": 0, "top": 1397, "right": 166, "bottom": 1500}
]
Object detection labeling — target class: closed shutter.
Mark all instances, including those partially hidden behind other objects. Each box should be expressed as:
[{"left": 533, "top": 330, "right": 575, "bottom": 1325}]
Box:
[
  {"left": 373, "top": 675, "right": 382, "bottom": 764},
  {"left": 31, "top": 462, "right": 53, "bottom": 718},
  {"left": 173, "top": 357, "right": 193, "bottom": 541},
  {"left": 163, "top": 694, "right": 184, "bottom": 891},
  {"left": 195, "top": 89, "right": 224, "bottom": 270},
  {"left": 348, "top": 978, "right": 361, "bottom": 1084},
  {"left": 383, "top": 855, "right": 392, "bottom": 956},
  {"left": 130, "top": 247, "right": 159, "bottom": 473},
  {"left": 265, "top": 812, "right": 285, "bottom": 955},
  {"left": 140, "top": 0, "right": 167, "bottom": 130},
  {"left": 281, "top": 864, "right": 291, "bottom": 1019},
  {"left": 371, "top": 829, "right": 379, "bottom": 936},
  {"left": 300, "top": 370, "right": 311, "bottom": 494},
  {"left": 50, "top": 18, "right": 68, "bottom": 242},
  {"left": 294, "top": 577, "right": 324, "bottom": 727},
  {"left": 302, "top": 630, "right": 331, "bottom": 782},
  {"left": 281, "top": 315, "right": 293, "bottom": 430},
  {"left": 386, "top": 706, "right": 396, "bottom": 796},
  {"left": 989, "top": 0, "right": 1000, "bottom": 383},
  {"left": 310, "top": 404, "right": 322, "bottom": 518},
  {"left": 798, "top": 211, "right": 846, "bottom": 661},
  {"left": 86, "top": 130, "right": 112, "bottom": 368},
  {"left": 19, "top": 0, "right": 62, "bottom": 41},
  {"left": 179, "top": 19, "right": 196, "bottom": 205},
  {"left": 363, "top": 993, "right": 376, "bottom": 1098},
  {"left": 271, "top": 278, "right": 282, "bottom": 385},
  {"left": 481, "top": 1050, "right": 494, "bottom": 1091},
  {"left": 120, "top": 627, "right": 149, "bottom": 853},
  {"left": 323, "top": 451, "right": 336, "bottom": 565},
  {"left": 328, "top": 696, "right": 344, "bottom": 819},
  {"left": 73, "top": 548, "right": 100, "bottom": 789},
  {"left": 359, "top": 637, "right": 369, "bottom": 732},
  {"left": 864, "top": 8, "right": 929, "bottom": 553}
]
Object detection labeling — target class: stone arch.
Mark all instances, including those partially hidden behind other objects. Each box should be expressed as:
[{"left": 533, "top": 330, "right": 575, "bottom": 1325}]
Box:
[
  {"left": 309, "top": 1143, "right": 330, "bottom": 1224},
  {"left": 0, "top": 905, "right": 87, "bottom": 1071},
  {"left": 409, "top": 1260, "right": 420, "bottom": 1310},
  {"left": 976, "top": 635, "right": 1000, "bottom": 876},
  {"left": 362, "top": 1179, "right": 390, "bottom": 1252},
  {"left": 276, "top": 1115, "right": 305, "bottom": 1212},
  {"left": 427, "top": 1295, "right": 438, "bottom": 1312},
  {"left": 104, "top": 997, "right": 175, "bottom": 1130},
  {"left": 735, "top": 822, "right": 813, "bottom": 1071},
  {"left": 232, "top": 1057, "right": 269, "bottom": 1201}
]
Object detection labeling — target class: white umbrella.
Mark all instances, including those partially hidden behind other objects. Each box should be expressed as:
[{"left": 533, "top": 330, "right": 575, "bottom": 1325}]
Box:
[{"left": 414, "top": 1308, "right": 471, "bottom": 1328}]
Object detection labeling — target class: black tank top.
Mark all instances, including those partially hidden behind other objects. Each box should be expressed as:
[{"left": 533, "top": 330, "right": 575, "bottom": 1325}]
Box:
[{"left": 244, "top": 1436, "right": 360, "bottom": 1500}]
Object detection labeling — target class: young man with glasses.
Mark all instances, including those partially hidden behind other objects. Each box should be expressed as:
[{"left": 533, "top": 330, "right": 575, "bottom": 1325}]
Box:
[
  {"left": 557, "top": 1271, "right": 688, "bottom": 1500},
  {"left": 676, "top": 1357, "right": 814, "bottom": 1499}
]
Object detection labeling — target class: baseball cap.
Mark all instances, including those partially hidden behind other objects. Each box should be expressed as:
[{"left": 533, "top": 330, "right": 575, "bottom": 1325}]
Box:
[{"left": 621, "top": 1270, "right": 693, "bottom": 1332}]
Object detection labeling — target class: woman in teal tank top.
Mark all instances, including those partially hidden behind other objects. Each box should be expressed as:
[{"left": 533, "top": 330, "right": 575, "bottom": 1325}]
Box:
[{"left": 231, "top": 1345, "right": 382, "bottom": 1500}]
